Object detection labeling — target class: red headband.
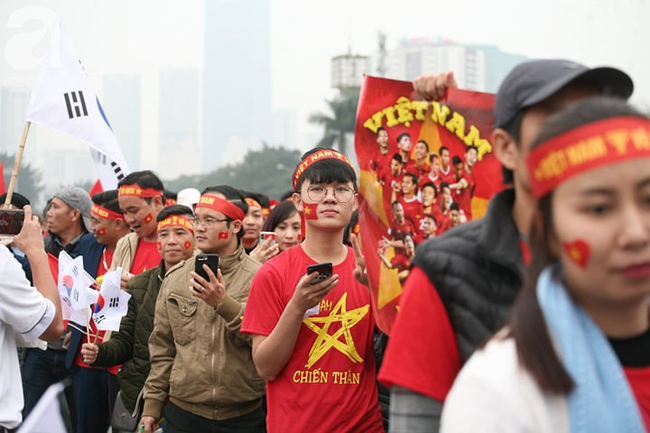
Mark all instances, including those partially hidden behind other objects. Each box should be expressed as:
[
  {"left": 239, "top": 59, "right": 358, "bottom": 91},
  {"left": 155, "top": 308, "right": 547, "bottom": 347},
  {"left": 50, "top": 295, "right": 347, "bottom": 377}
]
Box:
[
  {"left": 527, "top": 116, "right": 650, "bottom": 198},
  {"left": 118, "top": 185, "right": 163, "bottom": 198},
  {"left": 157, "top": 215, "right": 194, "bottom": 233},
  {"left": 195, "top": 194, "right": 246, "bottom": 221},
  {"left": 292, "top": 149, "right": 354, "bottom": 191},
  {"left": 91, "top": 204, "right": 124, "bottom": 221},
  {"left": 245, "top": 197, "right": 262, "bottom": 209}
]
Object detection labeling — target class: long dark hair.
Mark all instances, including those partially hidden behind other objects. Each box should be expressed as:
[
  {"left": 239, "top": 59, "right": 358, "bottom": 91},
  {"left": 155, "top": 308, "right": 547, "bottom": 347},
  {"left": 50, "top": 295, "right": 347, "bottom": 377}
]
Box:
[
  {"left": 262, "top": 200, "right": 298, "bottom": 233},
  {"left": 509, "top": 96, "right": 647, "bottom": 394}
]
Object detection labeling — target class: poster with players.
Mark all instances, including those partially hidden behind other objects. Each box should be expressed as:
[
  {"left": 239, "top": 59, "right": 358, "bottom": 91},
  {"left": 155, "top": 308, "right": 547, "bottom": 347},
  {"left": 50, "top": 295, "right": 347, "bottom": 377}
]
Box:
[{"left": 354, "top": 75, "right": 500, "bottom": 333}]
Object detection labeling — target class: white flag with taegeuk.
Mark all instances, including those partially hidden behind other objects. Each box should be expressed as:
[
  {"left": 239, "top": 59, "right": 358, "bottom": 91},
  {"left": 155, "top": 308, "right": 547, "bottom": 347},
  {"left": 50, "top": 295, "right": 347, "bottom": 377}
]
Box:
[{"left": 25, "top": 16, "right": 130, "bottom": 189}]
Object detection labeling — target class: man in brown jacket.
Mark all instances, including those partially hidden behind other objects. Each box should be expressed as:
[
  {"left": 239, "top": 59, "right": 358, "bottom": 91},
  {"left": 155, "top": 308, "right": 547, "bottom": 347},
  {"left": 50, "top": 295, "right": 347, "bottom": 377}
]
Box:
[{"left": 139, "top": 186, "right": 266, "bottom": 433}]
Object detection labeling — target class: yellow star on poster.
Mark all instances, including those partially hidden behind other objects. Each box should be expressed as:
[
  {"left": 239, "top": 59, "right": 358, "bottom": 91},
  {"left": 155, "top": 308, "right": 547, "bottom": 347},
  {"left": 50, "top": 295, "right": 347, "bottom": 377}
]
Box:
[{"left": 303, "top": 293, "right": 369, "bottom": 369}]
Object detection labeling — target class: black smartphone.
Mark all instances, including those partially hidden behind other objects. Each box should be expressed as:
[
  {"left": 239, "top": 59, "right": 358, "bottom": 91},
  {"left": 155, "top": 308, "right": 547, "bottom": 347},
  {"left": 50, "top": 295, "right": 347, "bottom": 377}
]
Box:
[
  {"left": 195, "top": 253, "right": 220, "bottom": 281},
  {"left": 0, "top": 209, "right": 25, "bottom": 236},
  {"left": 307, "top": 262, "right": 333, "bottom": 285}
]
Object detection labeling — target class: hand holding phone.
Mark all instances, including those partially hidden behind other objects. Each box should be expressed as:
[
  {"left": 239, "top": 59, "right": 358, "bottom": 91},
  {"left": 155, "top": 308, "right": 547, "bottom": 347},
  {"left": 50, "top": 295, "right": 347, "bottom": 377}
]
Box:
[
  {"left": 260, "top": 231, "right": 277, "bottom": 246},
  {"left": 0, "top": 208, "right": 25, "bottom": 236},
  {"left": 195, "top": 253, "right": 220, "bottom": 281},
  {"left": 11, "top": 206, "right": 46, "bottom": 256},
  {"left": 307, "top": 262, "right": 333, "bottom": 285}
]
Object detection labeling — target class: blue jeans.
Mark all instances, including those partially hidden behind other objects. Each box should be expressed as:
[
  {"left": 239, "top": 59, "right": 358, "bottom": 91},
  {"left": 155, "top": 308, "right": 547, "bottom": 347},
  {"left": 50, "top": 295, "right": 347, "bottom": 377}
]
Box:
[{"left": 21, "top": 348, "right": 75, "bottom": 431}]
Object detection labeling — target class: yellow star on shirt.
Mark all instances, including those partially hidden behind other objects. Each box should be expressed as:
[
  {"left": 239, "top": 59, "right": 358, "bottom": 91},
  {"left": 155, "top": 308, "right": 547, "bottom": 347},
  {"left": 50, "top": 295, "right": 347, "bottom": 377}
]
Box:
[{"left": 303, "top": 293, "right": 369, "bottom": 369}]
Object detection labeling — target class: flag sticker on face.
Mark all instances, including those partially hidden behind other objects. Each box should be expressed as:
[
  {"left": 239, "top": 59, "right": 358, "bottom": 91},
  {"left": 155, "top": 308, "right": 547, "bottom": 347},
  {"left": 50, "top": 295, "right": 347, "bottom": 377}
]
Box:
[
  {"left": 563, "top": 240, "right": 590, "bottom": 269},
  {"left": 184, "top": 241, "right": 192, "bottom": 250},
  {"left": 303, "top": 203, "right": 319, "bottom": 220},
  {"left": 144, "top": 213, "right": 153, "bottom": 224},
  {"left": 218, "top": 232, "right": 229, "bottom": 240}
]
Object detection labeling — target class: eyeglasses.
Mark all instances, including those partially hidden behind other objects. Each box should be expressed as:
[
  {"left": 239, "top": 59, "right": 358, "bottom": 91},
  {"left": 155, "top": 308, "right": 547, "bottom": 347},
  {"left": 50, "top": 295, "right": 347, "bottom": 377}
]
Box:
[
  {"left": 193, "top": 217, "right": 228, "bottom": 228},
  {"left": 300, "top": 186, "right": 355, "bottom": 203}
]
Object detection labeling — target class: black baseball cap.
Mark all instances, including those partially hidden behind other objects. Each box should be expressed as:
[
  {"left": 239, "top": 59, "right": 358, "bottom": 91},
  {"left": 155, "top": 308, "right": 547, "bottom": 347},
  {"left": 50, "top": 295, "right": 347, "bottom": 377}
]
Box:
[
  {"left": 0, "top": 192, "right": 30, "bottom": 209},
  {"left": 494, "top": 59, "right": 634, "bottom": 128}
]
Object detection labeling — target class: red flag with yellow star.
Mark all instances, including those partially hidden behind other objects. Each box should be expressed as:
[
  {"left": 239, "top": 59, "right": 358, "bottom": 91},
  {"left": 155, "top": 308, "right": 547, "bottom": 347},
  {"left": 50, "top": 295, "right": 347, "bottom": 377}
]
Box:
[{"left": 303, "top": 203, "right": 319, "bottom": 220}]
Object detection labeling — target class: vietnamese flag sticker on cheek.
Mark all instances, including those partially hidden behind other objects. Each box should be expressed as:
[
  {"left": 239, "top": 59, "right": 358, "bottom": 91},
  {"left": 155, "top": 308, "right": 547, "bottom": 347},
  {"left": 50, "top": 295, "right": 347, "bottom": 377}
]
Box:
[
  {"left": 96, "top": 228, "right": 106, "bottom": 235},
  {"left": 184, "top": 241, "right": 192, "bottom": 250},
  {"left": 563, "top": 239, "right": 591, "bottom": 269},
  {"left": 218, "top": 232, "right": 229, "bottom": 240},
  {"left": 144, "top": 213, "right": 153, "bottom": 224},
  {"left": 303, "top": 203, "right": 319, "bottom": 220}
]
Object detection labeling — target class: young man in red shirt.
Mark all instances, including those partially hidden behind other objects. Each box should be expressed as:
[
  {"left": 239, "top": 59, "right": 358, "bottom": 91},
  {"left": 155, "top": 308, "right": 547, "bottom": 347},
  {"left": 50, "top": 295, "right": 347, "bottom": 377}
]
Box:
[
  {"left": 396, "top": 132, "right": 412, "bottom": 166},
  {"left": 242, "top": 148, "right": 384, "bottom": 433},
  {"left": 113, "top": 171, "right": 165, "bottom": 286},
  {"left": 418, "top": 153, "right": 442, "bottom": 193},
  {"left": 369, "top": 127, "right": 392, "bottom": 177},
  {"left": 449, "top": 155, "right": 473, "bottom": 220},
  {"left": 385, "top": 201, "right": 416, "bottom": 254},
  {"left": 67, "top": 190, "right": 130, "bottom": 433},
  {"left": 377, "top": 153, "right": 405, "bottom": 217},
  {"left": 437, "top": 146, "right": 455, "bottom": 185},
  {"left": 405, "top": 139, "right": 430, "bottom": 180},
  {"left": 392, "top": 173, "right": 424, "bottom": 234}
]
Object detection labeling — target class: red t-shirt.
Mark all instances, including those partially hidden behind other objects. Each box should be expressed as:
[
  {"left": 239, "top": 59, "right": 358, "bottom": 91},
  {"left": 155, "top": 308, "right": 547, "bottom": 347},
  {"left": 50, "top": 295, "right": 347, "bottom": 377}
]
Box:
[
  {"left": 399, "top": 196, "right": 423, "bottom": 231},
  {"left": 129, "top": 238, "right": 161, "bottom": 275},
  {"left": 438, "top": 165, "right": 456, "bottom": 185},
  {"left": 405, "top": 160, "right": 430, "bottom": 180},
  {"left": 370, "top": 151, "right": 392, "bottom": 176},
  {"left": 389, "top": 219, "right": 416, "bottom": 254},
  {"left": 418, "top": 172, "right": 443, "bottom": 194},
  {"left": 624, "top": 366, "right": 650, "bottom": 430},
  {"left": 241, "top": 246, "right": 384, "bottom": 433},
  {"left": 390, "top": 253, "right": 411, "bottom": 273},
  {"left": 378, "top": 266, "right": 461, "bottom": 401},
  {"left": 379, "top": 169, "right": 404, "bottom": 213},
  {"left": 452, "top": 173, "right": 474, "bottom": 220}
]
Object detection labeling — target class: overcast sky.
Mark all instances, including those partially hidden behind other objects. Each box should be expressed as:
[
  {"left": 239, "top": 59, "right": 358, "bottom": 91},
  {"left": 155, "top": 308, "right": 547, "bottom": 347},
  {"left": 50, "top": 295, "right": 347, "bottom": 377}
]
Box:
[{"left": 1, "top": 0, "right": 649, "bottom": 178}]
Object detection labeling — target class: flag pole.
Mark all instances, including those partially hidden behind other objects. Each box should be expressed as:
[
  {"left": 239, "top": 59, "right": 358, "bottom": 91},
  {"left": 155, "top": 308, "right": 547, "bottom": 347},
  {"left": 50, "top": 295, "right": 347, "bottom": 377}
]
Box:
[
  {"left": 85, "top": 308, "right": 91, "bottom": 344},
  {"left": 4, "top": 121, "right": 31, "bottom": 207}
]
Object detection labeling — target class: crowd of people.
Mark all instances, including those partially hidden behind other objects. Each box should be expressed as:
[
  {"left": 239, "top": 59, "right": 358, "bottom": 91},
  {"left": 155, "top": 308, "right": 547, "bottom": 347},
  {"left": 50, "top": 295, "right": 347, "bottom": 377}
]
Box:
[{"left": 1, "top": 56, "right": 648, "bottom": 433}]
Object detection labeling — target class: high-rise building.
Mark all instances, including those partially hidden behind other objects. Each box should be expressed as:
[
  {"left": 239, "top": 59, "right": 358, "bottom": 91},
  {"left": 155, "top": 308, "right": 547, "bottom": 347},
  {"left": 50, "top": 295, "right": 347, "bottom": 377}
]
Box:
[
  {"left": 331, "top": 54, "right": 369, "bottom": 89},
  {"left": 159, "top": 68, "right": 201, "bottom": 179},
  {"left": 376, "top": 38, "right": 531, "bottom": 94},
  {"left": 384, "top": 38, "right": 486, "bottom": 91},
  {"left": 102, "top": 74, "right": 142, "bottom": 170},
  {"left": 202, "top": 0, "right": 272, "bottom": 171},
  {"left": 468, "top": 45, "right": 530, "bottom": 93},
  {"left": 0, "top": 87, "right": 30, "bottom": 155},
  {"left": 272, "top": 108, "right": 299, "bottom": 150}
]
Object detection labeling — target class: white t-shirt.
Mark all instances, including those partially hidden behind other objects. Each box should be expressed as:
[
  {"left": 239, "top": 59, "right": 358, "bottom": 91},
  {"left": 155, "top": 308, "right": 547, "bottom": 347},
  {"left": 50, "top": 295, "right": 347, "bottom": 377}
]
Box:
[
  {"left": 0, "top": 245, "right": 55, "bottom": 429},
  {"left": 441, "top": 334, "right": 569, "bottom": 433}
]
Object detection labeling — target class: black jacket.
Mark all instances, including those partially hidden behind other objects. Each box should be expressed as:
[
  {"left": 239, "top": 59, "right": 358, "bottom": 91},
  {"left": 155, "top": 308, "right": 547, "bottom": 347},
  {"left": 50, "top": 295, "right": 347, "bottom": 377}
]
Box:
[
  {"left": 93, "top": 265, "right": 164, "bottom": 412},
  {"left": 411, "top": 188, "right": 524, "bottom": 363}
]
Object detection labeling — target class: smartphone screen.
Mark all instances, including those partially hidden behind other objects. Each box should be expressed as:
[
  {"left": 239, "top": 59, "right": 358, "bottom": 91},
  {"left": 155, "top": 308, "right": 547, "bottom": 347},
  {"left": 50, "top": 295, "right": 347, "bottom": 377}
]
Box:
[
  {"left": 0, "top": 209, "right": 25, "bottom": 236},
  {"left": 194, "top": 253, "right": 220, "bottom": 281},
  {"left": 306, "top": 262, "right": 333, "bottom": 285}
]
